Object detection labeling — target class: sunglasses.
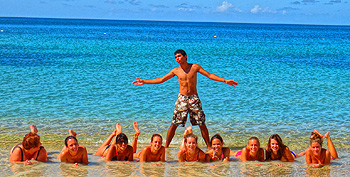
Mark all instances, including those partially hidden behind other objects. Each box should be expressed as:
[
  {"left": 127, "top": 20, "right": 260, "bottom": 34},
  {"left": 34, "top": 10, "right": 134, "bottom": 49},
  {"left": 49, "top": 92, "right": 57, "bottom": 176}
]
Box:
[{"left": 117, "top": 139, "right": 128, "bottom": 144}]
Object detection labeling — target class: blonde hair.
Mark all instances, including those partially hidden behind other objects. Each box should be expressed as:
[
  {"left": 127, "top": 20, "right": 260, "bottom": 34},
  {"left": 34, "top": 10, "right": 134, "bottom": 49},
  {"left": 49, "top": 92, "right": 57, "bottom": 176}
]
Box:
[{"left": 310, "top": 132, "right": 323, "bottom": 146}]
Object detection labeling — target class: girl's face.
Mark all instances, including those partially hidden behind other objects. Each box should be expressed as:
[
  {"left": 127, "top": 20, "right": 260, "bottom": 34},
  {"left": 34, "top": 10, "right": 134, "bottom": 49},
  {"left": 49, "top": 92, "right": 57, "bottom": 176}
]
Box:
[
  {"left": 67, "top": 138, "right": 79, "bottom": 153},
  {"left": 248, "top": 139, "right": 260, "bottom": 153},
  {"left": 117, "top": 138, "right": 128, "bottom": 151},
  {"left": 211, "top": 138, "right": 223, "bottom": 152},
  {"left": 151, "top": 136, "right": 162, "bottom": 151},
  {"left": 270, "top": 139, "right": 279, "bottom": 152},
  {"left": 311, "top": 142, "right": 322, "bottom": 156},
  {"left": 185, "top": 137, "right": 197, "bottom": 151}
]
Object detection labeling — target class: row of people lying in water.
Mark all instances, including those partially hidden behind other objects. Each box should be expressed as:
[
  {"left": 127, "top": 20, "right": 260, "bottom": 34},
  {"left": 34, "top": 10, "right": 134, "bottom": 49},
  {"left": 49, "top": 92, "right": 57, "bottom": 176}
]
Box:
[{"left": 9, "top": 123, "right": 338, "bottom": 168}]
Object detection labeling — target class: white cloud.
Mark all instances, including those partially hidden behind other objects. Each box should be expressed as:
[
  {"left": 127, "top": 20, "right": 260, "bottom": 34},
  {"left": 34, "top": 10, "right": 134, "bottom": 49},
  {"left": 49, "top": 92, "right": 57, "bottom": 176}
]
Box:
[
  {"left": 250, "top": 5, "right": 261, "bottom": 13},
  {"left": 216, "top": 1, "right": 233, "bottom": 12},
  {"left": 250, "top": 5, "right": 276, "bottom": 14}
]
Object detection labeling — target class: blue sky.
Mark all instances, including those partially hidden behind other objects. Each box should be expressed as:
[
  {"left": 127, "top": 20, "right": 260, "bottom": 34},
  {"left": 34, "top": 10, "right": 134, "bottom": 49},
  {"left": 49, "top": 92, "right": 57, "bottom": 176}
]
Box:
[{"left": 0, "top": 0, "right": 349, "bottom": 25}]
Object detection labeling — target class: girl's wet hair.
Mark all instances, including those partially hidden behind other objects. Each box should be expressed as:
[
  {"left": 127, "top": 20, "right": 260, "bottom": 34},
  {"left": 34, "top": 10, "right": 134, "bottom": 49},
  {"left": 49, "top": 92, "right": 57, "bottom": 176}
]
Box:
[
  {"left": 151, "top": 134, "right": 162, "bottom": 142},
  {"left": 184, "top": 134, "right": 198, "bottom": 144},
  {"left": 65, "top": 136, "right": 78, "bottom": 147},
  {"left": 210, "top": 134, "right": 223, "bottom": 145},
  {"left": 22, "top": 132, "right": 41, "bottom": 150},
  {"left": 116, "top": 133, "right": 128, "bottom": 144},
  {"left": 310, "top": 132, "right": 323, "bottom": 146},
  {"left": 265, "top": 134, "right": 287, "bottom": 161}
]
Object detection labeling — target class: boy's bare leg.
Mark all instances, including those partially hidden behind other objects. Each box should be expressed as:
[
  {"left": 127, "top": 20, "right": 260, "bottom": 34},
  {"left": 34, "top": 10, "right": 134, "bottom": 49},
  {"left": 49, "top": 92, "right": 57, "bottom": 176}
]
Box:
[
  {"left": 132, "top": 122, "right": 140, "bottom": 153},
  {"left": 324, "top": 132, "right": 339, "bottom": 159},
  {"left": 165, "top": 124, "right": 178, "bottom": 148},
  {"left": 199, "top": 124, "right": 210, "bottom": 149}
]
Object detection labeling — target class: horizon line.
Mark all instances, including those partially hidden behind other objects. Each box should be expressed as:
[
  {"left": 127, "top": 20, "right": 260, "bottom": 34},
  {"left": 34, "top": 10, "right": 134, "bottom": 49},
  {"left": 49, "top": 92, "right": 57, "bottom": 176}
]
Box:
[{"left": 1, "top": 16, "right": 350, "bottom": 27}]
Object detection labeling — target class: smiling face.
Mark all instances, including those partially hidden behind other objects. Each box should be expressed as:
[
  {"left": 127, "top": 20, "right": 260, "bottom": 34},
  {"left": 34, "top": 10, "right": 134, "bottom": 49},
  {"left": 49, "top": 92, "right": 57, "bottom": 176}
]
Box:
[
  {"left": 311, "top": 142, "right": 322, "bottom": 156},
  {"left": 185, "top": 137, "right": 197, "bottom": 151},
  {"left": 248, "top": 139, "right": 260, "bottom": 154},
  {"left": 151, "top": 136, "right": 162, "bottom": 151},
  {"left": 66, "top": 138, "right": 79, "bottom": 154},
  {"left": 270, "top": 139, "right": 280, "bottom": 152},
  {"left": 211, "top": 138, "right": 223, "bottom": 152},
  {"left": 117, "top": 138, "right": 128, "bottom": 151}
]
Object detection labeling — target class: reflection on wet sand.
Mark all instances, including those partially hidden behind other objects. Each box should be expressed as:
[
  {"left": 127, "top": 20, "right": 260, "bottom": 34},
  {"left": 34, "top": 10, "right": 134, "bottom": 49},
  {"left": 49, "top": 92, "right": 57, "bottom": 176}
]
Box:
[
  {"left": 305, "top": 165, "right": 331, "bottom": 177},
  {"left": 10, "top": 161, "right": 46, "bottom": 176},
  {"left": 59, "top": 163, "right": 88, "bottom": 177},
  {"left": 105, "top": 161, "right": 136, "bottom": 176},
  {"left": 140, "top": 162, "right": 165, "bottom": 176}
]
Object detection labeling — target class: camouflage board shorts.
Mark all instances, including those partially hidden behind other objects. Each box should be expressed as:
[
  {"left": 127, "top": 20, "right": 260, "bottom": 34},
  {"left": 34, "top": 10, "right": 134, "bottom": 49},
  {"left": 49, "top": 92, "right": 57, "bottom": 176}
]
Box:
[{"left": 172, "top": 94, "right": 205, "bottom": 127}]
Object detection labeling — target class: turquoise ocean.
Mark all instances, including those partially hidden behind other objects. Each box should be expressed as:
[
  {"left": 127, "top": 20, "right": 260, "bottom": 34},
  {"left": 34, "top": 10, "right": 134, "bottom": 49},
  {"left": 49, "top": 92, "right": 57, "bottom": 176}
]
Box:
[{"left": 0, "top": 17, "right": 350, "bottom": 176}]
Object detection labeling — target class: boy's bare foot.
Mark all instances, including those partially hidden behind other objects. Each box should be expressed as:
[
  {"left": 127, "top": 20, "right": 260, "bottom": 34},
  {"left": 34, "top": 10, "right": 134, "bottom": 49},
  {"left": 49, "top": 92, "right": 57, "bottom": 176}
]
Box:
[
  {"left": 69, "top": 129, "right": 77, "bottom": 138},
  {"left": 116, "top": 123, "right": 122, "bottom": 135},
  {"left": 314, "top": 129, "right": 324, "bottom": 138},
  {"left": 133, "top": 122, "right": 140, "bottom": 137},
  {"left": 183, "top": 126, "right": 192, "bottom": 136},
  {"left": 324, "top": 132, "right": 330, "bottom": 139},
  {"left": 30, "top": 125, "right": 38, "bottom": 134}
]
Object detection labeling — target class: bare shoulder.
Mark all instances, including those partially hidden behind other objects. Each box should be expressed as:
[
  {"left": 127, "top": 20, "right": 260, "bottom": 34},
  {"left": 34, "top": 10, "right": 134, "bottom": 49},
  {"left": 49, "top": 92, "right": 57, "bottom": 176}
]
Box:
[
  {"left": 192, "top": 63, "right": 202, "bottom": 69},
  {"left": 78, "top": 146, "right": 87, "bottom": 153},
  {"left": 142, "top": 146, "right": 151, "bottom": 152}
]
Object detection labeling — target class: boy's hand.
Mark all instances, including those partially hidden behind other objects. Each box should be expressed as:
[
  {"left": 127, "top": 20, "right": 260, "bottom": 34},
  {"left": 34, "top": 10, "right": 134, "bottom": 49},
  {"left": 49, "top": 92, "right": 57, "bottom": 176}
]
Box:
[
  {"left": 132, "top": 78, "right": 144, "bottom": 86},
  {"left": 225, "top": 80, "right": 238, "bottom": 86}
]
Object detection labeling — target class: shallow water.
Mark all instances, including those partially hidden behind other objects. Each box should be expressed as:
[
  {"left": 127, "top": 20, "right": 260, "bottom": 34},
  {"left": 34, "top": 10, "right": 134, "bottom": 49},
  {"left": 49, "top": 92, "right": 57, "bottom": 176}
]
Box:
[
  {"left": 0, "top": 17, "right": 350, "bottom": 176},
  {"left": 2, "top": 145, "right": 350, "bottom": 177}
]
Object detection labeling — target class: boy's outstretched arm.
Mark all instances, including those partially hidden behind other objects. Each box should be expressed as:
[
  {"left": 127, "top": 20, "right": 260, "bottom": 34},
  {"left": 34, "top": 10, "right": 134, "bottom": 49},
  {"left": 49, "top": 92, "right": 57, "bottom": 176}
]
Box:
[
  {"left": 197, "top": 65, "right": 238, "bottom": 86},
  {"left": 132, "top": 70, "right": 175, "bottom": 86}
]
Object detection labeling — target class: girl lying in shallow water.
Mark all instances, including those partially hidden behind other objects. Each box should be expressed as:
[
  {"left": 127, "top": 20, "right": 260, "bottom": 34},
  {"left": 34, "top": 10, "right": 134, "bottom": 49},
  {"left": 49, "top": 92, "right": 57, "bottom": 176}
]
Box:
[
  {"left": 9, "top": 125, "right": 47, "bottom": 165},
  {"left": 265, "top": 134, "right": 295, "bottom": 162},
  {"left": 178, "top": 126, "right": 207, "bottom": 162},
  {"left": 306, "top": 129, "right": 339, "bottom": 168},
  {"left": 95, "top": 122, "right": 140, "bottom": 161},
  {"left": 206, "top": 134, "right": 230, "bottom": 162},
  {"left": 232, "top": 136, "right": 264, "bottom": 162}
]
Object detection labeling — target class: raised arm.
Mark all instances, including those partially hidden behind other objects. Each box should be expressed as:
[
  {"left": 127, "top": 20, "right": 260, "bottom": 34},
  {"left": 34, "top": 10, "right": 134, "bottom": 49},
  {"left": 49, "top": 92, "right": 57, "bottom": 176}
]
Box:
[
  {"left": 132, "top": 69, "right": 176, "bottom": 86},
  {"left": 197, "top": 65, "right": 238, "bottom": 86}
]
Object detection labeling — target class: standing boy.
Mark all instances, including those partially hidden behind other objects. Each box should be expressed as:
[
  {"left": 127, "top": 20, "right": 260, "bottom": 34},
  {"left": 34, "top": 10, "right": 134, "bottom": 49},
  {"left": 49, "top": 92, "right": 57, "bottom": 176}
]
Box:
[{"left": 132, "top": 49, "right": 238, "bottom": 148}]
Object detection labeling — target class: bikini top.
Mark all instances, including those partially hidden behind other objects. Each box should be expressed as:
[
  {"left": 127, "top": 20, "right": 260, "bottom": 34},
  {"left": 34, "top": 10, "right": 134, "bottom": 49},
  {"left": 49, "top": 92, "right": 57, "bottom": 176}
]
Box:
[
  {"left": 113, "top": 148, "right": 128, "bottom": 161},
  {"left": 12, "top": 143, "right": 43, "bottom": 161}
]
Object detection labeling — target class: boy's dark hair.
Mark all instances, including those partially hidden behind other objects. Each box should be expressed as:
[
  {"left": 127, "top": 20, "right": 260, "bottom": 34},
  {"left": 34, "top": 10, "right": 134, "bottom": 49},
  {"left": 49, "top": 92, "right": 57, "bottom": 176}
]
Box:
[{"left": 174, "top": 49, "right": 187, "bottom": 56}]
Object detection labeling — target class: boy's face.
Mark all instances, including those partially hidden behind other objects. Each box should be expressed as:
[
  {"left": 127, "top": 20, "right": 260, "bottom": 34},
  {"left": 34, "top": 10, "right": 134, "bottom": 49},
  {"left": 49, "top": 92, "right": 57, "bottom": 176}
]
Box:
[{"left": 175, "top": 53, "right": 187, "bottom": 64}]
